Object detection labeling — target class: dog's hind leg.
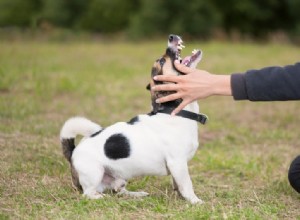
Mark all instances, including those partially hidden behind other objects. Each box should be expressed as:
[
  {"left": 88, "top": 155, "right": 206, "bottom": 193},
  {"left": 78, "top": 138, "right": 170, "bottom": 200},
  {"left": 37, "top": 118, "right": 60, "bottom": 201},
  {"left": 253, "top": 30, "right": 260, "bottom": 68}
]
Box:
[
  {"left": 172, "top": 177, "right": 179, "bottom": 192},
  {"left": 167, "top": 160, "right": 203, "bottom": 204},
  {"left": 75, "top": 160, "right": 105, "bottom": 199}
]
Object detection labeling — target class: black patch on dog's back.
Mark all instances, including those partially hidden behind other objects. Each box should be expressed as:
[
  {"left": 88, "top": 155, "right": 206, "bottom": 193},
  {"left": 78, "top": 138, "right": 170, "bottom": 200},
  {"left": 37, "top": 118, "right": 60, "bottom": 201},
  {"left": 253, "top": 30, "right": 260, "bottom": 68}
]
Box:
[
  {"left": 104, "top": 134, "right": 131, "bottom": 160},
  {"left": 127, "top": 116, "right": 139, "bottom": 125}
]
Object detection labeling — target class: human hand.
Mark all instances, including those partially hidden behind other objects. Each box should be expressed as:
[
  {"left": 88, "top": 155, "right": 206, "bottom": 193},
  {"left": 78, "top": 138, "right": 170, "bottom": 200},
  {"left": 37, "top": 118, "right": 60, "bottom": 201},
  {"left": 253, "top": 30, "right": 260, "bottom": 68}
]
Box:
[{"left": 152, "top": 60, "right": 231, "bottom": 115}]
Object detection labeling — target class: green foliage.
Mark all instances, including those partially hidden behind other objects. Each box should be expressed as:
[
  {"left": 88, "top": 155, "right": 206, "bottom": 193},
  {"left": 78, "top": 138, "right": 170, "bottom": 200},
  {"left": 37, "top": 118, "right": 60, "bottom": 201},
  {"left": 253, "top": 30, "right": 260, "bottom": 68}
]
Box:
[
  {"left": 0, "top": 0, "right": 38, "bottom": 27},
  {"left": 38, "top": 0, "right": 71, "bottom": 26},
  {"left": 79, "top": 0, "right": 138, "bottom": 32},
  {"left": 174, "top": 1, "right": 221, "bottom": 37},
  {"left": 128, "top": 0, "right": 167, "bottom": 37},
  {"left": 37, "top": 0, "right": 90, "bottom": 28},
  {"left": 213, "top": 0, "right": 292, "bottom": 37},
  {"left": 287, "top": 0, "right": 300, "bottom": 35},
  {"left": 0, "top": 0, "right": 299, "bottom": 39},
  {"left": 128, "top": 0, "right": 220, "bottom": 38}
]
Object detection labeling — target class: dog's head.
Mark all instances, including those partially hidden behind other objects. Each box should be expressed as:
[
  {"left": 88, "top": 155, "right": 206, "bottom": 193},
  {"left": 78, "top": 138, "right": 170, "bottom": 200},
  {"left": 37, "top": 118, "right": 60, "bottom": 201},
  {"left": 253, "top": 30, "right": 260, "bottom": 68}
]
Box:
[{"left": 148, "top": 34, "right": 202, "bottom": 112}]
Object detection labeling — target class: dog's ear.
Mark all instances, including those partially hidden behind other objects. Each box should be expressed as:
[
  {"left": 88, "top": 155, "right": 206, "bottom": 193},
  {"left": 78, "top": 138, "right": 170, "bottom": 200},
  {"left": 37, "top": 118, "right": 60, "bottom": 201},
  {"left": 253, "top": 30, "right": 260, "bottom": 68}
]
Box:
[
  {"left": 149, "top": 59, "right": 164, "bottom": 113},
  {"left": 151, "top": 65, "right": 160, "bottom": 78},
  {"left": 147, "top": 63, "right": 160, "bottom": 90},
  {"left": 148, "top": 78, "right": 161, "bottom": 113}
]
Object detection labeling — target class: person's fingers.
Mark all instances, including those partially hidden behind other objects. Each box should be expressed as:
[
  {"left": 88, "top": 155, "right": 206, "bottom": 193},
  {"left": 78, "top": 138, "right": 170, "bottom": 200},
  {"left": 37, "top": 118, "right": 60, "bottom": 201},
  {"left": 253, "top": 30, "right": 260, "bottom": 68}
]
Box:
[
  {"left": 156, "top": 92, "right": 182, "bottom": 103},
  {"left": 171, "top": 99, "right": 190, "bottom": 116},
  {"left": 153, "top": 74, "right": 180, "bottom": 83},
  {"left": 174, "top": 60, "right": 193, "bottom": 75},
  {"left": 151, "top": 83, "right": 177, "bottom": 92}
]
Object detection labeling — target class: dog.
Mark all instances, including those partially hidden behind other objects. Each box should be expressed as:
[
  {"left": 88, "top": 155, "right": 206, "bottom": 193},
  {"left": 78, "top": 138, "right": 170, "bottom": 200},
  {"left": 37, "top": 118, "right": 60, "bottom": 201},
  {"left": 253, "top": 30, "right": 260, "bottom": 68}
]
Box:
[{"left": 60, "top": 35, "right": 207, "bottom": 204}]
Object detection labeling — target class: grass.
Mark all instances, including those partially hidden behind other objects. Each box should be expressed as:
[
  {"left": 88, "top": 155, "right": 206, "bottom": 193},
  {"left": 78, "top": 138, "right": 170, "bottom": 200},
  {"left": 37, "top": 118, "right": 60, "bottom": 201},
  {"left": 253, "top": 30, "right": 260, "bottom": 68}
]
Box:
[{"left": 0, "top": 38, "right": 299, "bottom": 219}]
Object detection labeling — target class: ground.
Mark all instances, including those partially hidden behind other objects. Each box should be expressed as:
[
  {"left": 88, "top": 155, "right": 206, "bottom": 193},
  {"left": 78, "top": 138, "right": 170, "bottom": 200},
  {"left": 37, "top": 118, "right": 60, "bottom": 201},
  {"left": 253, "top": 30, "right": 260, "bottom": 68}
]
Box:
[{"left": 0, "top": 39, "right": 299, "bottom": 219}]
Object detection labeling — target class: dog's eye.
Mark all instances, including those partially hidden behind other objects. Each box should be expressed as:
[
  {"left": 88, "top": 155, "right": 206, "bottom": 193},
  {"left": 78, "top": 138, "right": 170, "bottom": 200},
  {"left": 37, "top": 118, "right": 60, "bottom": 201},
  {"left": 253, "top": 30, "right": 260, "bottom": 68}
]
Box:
[{"left": 159, "top": 58, "right": 166, "bottom": 67}]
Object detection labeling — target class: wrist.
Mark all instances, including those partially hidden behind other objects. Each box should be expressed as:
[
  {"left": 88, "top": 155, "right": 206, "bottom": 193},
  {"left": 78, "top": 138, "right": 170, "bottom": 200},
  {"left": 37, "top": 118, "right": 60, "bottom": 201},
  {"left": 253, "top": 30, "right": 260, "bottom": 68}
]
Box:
[{"left": 211, "top": 75, "right": 232, "bottom": 96}]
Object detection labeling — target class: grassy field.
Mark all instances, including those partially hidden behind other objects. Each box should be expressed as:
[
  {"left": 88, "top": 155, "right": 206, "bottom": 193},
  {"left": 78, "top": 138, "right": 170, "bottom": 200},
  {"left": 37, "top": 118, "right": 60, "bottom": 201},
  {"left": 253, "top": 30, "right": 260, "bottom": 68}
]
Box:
[{"left": 0, "top": 38, "right": 299, "bottom": 219}]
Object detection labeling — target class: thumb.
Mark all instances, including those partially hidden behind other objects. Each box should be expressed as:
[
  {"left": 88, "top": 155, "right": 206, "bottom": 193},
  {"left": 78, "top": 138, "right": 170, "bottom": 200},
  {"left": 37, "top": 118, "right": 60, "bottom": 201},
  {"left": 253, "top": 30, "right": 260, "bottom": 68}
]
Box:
[{"left": 174, "top": 60, "right": 193, "bottom": 75}]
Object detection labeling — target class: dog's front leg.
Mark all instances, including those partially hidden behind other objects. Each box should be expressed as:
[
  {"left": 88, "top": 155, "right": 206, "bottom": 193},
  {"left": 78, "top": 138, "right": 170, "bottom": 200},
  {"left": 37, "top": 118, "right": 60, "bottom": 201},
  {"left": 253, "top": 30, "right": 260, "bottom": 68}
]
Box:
[{"left": 167, "top": 160, "right": 203, "bottom": 204}]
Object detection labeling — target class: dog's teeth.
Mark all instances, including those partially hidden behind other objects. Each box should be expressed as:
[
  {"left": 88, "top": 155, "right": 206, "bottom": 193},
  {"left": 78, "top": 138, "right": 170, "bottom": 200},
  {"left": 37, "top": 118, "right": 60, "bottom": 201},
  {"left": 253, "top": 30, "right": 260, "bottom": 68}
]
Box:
[{"left": 177, "top": 44, "right": 185, "bottom": 50}]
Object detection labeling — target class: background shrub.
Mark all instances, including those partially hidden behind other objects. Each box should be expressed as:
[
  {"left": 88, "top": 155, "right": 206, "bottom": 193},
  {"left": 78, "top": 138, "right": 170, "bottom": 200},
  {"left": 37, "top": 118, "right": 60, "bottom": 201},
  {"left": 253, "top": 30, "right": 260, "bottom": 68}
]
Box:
[{"left": 0, "top": 0, "right": 299, "bottom": 40}]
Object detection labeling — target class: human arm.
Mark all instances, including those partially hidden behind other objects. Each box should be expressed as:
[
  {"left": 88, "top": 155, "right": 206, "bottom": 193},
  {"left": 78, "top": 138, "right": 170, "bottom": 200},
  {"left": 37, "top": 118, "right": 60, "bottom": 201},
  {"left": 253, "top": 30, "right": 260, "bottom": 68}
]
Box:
[
  {"left": 152, "top": 60, "right": 232, "bottom": 115},
  {"left": 152, "top": 61, "right": 300, "bottom": 115},
  {"left": 231, "top": 62, "right": 300, "bottom": 101}
]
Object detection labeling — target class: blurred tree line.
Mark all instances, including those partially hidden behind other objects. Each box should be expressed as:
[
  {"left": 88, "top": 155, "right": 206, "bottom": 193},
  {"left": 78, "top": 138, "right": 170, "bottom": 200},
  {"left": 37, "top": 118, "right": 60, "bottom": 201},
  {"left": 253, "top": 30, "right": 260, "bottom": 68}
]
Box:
[{"left": 0, "top": 0, "right": 299, "bottom": 39}]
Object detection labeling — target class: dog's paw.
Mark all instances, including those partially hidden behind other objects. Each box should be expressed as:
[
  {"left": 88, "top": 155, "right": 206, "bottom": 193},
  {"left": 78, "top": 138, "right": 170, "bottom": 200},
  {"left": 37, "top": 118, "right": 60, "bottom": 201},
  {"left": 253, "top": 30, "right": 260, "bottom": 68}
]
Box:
[
  {"left": 118, "top": 189, "right": 149, "bottom": 198},
  {"left": 84, "top": 192, "right": 105, "bottom": 199},
  {"left": 190, "top": 197, "right": 204, "bottom": 205},
  {"left": 133, "top": 191, "right": 149, "bottom": 197}
]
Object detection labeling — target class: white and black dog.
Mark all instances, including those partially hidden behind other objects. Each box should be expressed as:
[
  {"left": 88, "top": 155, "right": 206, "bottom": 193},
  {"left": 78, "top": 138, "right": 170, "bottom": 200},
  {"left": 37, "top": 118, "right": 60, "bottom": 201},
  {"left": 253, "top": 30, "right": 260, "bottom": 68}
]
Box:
[{"left": 60, "top": 35, "right": 207, "bottom": 204}]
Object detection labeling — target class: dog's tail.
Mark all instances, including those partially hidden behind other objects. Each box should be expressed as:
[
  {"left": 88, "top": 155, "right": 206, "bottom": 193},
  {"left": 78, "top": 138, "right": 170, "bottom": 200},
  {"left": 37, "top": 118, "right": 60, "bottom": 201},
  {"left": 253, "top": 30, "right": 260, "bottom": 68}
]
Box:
[{"left": 60, "top": 117, "right": 102, "bottom": 162}]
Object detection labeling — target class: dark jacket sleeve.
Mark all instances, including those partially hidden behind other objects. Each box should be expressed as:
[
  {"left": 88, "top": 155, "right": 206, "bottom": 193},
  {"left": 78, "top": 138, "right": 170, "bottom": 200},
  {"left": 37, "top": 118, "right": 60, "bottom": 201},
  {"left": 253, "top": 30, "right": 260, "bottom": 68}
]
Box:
[{"left": 231, "top": 62, "right": 300, "bottom": 101}]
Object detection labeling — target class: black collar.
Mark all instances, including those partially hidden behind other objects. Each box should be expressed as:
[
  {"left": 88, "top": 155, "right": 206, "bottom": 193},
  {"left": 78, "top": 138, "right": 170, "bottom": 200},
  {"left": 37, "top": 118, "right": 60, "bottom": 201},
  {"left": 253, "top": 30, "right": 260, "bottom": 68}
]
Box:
[
  {"left": 150, "top": 107, "right": 208, "bottom": 125},
  {"left": 159, "top": 107, "right": 208, "bottom": 124}
]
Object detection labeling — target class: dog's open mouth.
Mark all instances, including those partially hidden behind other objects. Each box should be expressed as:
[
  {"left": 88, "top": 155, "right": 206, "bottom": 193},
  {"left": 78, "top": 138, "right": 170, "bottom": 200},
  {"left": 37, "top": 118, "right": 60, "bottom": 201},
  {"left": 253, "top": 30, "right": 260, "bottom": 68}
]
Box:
[
  {"left": 168, "top": 34, "right": 202, "bottom": 68},
  {"left": 181, "top": 49, "right": 202, "bottom": 67}
]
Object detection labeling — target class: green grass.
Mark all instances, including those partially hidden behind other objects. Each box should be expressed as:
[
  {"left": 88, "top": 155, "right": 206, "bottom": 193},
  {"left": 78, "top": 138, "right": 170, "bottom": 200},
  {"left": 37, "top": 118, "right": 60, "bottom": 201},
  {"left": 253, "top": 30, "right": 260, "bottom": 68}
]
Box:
[{"left": 0, "top": 39, "right": 299, "bottom": 219}]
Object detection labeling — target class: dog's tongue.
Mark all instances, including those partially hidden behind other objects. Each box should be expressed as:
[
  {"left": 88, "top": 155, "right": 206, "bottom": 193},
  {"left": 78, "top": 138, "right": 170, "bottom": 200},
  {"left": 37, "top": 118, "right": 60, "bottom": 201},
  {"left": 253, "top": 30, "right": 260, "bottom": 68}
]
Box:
[
  {"left": 182, "top": 56, "right": 191, "bottom": 66},
  {"left": 181, "top": 50, "right": 201, "bottom": 67}
]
